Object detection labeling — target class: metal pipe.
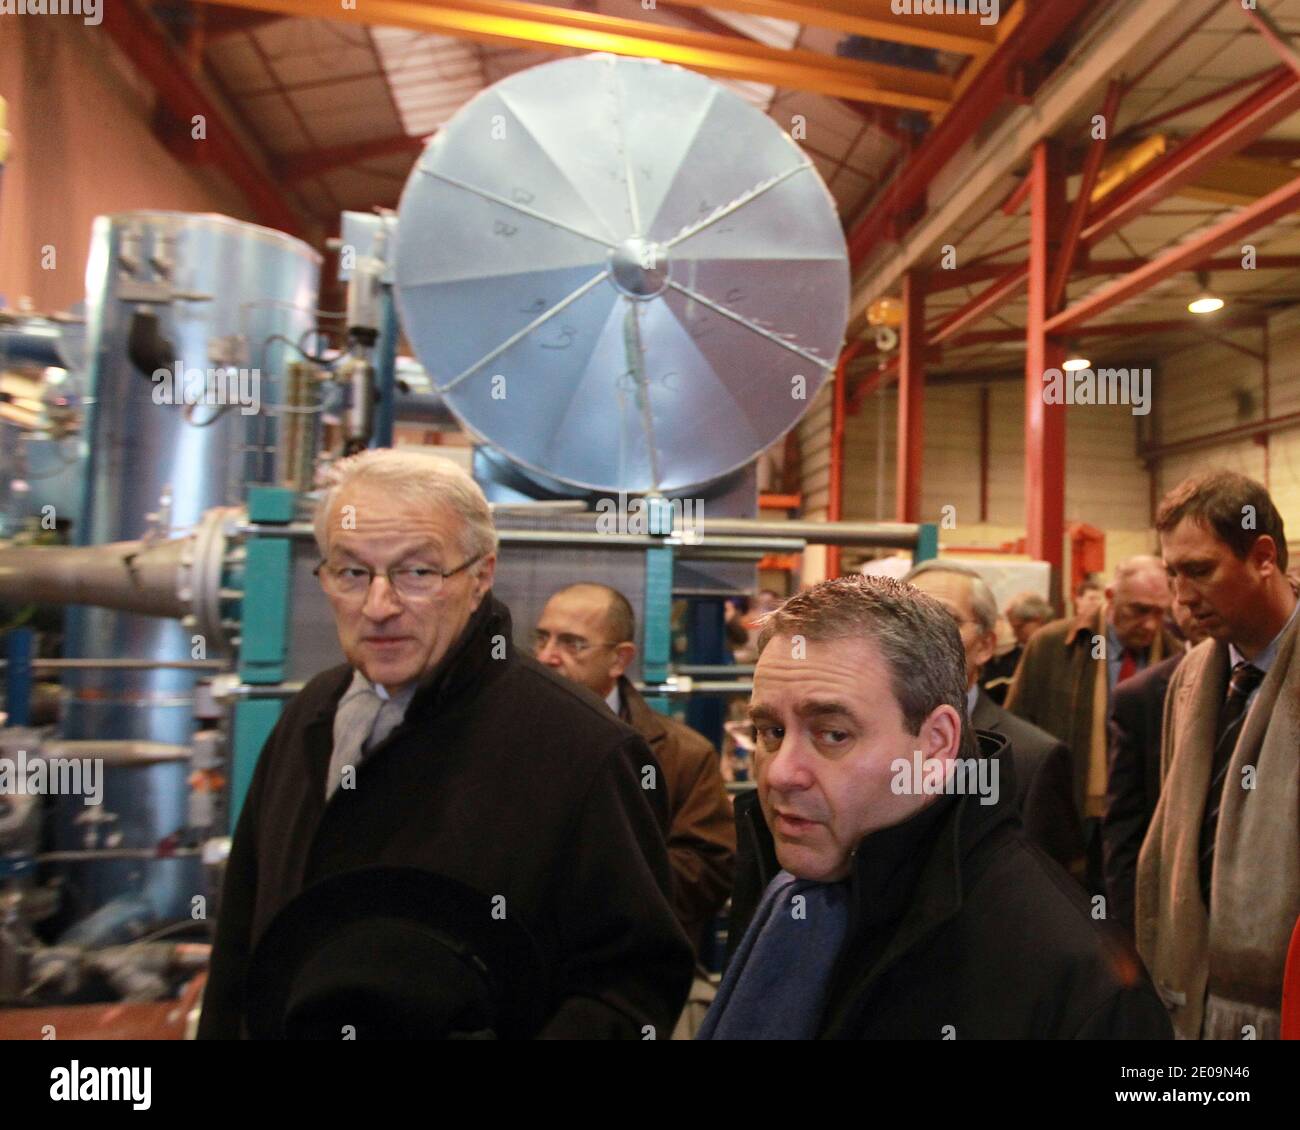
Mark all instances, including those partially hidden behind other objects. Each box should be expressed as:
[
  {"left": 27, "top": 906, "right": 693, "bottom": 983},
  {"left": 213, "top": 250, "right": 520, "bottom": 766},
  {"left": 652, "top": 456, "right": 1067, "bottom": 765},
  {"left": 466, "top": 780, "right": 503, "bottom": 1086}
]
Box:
[
  {"left": 38, "top": 848, "right": 203, "bottom": 862},
  {"left": 695, "top": 517, "right": 922, "bottom": 548},
  {"left": 0, "top": 316, "right": 64, "bottom": 368},
  {"left": 222, "top": 682, "right": 306, "bottom": 699},
  {"left": 677, "top": 537, "right": 806, "bottom": 554},
  {"left": 0, "top": 659, "right": 227, "bottom": 671},
  {"left": 637, "top": 681, "right": 752, "bottom": 695},
  {"left": 674, "top": 664, "right": 754, "bottom": 676},
  {"left": 0, "top": 539, "right": 187, "bottom": 618}
]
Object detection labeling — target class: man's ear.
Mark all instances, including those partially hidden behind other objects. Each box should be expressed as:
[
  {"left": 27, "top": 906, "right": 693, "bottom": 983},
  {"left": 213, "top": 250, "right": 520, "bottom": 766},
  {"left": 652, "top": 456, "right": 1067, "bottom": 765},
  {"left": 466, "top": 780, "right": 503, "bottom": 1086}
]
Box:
[
  {"left": 470, "top": 554, "right": 496, "bottom": 607},
  {"left": 1249, "top": 534, "right": 1279, "bottom": 576},
  {"left": 609, "top": 641, "right": 636, "bottom": 681},
  {"left": 923, "top": 704, "right": 963, "bottom": 763}
]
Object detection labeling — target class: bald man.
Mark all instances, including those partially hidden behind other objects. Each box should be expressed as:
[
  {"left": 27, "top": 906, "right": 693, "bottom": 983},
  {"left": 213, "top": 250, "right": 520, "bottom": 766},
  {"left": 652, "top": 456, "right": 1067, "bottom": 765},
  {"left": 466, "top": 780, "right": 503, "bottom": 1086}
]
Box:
[
  {"left": 535, "top": 584, "right": 735, "bottom": 956},
  {"left": 1006, "top": 556, "right": 1179, "bottom": 896}
]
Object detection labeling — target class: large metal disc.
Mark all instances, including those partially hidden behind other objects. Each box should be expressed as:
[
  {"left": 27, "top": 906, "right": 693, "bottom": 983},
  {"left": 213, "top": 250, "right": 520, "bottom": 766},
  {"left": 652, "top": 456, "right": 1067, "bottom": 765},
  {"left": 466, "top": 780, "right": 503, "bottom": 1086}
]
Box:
[{"left": 394, "top": 53, "right": 850, "bottom": 494}]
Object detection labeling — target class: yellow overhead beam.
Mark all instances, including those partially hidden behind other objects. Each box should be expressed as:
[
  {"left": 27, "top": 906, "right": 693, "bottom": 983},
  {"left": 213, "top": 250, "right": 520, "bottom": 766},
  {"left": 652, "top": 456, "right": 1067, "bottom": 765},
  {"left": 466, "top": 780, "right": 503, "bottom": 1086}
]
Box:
[
  {"left": 1178, "top": 155, "right": 1299, "bottom": 207},
  {"left": 664, "top": 0, "right": 999, "bottom": 56},
  {"left": 202, "top": 0, "right": 954, "bottom": 112}
]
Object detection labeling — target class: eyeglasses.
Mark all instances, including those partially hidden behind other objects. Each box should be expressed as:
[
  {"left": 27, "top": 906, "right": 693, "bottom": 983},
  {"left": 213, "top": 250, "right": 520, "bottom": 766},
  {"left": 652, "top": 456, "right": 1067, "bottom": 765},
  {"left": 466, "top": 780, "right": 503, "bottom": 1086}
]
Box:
[
  {"left": 532, "top": 629, "right": 620, "bottom": 657},
  {"left": 313, "top": 554, "right": 483, "bottom": 601}
]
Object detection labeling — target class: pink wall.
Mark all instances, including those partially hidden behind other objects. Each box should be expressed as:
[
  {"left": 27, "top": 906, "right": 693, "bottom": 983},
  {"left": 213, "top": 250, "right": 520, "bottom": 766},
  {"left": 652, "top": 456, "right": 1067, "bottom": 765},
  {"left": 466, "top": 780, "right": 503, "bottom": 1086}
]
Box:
[{"left": 0, "top": 19, "right": 256, "bottom": 313}]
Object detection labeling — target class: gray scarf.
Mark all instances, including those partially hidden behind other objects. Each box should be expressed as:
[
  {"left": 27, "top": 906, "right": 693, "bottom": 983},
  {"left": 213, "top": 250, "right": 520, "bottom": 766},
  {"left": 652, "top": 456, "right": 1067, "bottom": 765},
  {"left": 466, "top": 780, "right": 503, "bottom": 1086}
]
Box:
[{"left": 325, "top": 670, "right": 417, "bottom": 801}]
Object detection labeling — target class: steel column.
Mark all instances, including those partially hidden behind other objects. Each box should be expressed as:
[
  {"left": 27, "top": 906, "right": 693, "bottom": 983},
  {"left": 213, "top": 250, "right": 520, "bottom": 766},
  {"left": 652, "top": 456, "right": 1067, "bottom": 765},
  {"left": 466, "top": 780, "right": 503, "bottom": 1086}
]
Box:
[
  {"left": 1024, "top": 142, "right": 1067, "bottom": 603},
  {"left": 896, "top": 271, "right": 926, "bottom": 523},
  {"left": 827, "top": 340, "right": 863, "bottom": 579}
]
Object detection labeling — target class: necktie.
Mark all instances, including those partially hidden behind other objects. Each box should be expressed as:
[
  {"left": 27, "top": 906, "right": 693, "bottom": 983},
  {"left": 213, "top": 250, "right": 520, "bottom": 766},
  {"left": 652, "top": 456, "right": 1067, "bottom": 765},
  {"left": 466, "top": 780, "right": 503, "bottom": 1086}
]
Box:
[
  {"left": 1198, "top": 661, "right": 1265, "bottom": 904},
  {"left": 1117, "top": 647, "right": 1138, "bottom": 685},
  {"left": 325, "top": 672, "right": 412, "bottom": 801}
]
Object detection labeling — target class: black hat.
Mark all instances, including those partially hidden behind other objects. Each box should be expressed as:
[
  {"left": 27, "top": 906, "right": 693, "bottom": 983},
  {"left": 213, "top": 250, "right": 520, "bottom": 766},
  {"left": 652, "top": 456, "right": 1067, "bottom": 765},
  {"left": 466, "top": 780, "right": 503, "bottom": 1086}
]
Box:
[{"left": 243, "top": 867, "right": 547, "bottom": 1040}]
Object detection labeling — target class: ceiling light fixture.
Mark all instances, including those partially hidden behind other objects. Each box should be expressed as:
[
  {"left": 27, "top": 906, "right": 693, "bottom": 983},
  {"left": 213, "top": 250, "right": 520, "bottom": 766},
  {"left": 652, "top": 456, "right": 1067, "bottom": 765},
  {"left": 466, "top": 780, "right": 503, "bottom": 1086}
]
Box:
[{"left": 1188, "top": 270, "right": 1224, "bottom": 315}]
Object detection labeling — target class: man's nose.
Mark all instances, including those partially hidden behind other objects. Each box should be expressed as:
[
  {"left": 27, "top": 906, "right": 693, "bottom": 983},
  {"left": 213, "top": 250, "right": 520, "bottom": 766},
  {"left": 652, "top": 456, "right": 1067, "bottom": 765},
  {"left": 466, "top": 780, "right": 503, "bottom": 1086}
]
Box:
[
  {"left": 764, "top": 734, "right": 811, "bottom": 792},
  {"left": 361, "top": 575, "right": 403, "bottom": 620},
  {"left": 535, "top": 637, "right": 563, "bottom": 666}
]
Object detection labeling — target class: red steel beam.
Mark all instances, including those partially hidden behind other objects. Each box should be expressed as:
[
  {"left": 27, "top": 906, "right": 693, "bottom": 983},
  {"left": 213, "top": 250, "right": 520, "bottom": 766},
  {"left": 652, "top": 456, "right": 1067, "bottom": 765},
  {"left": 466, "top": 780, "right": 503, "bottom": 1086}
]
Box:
[
  {"left": 1048, "top": 79, "right": 1123, "bottom": 312},
  {"left": 1240, "top": 4, "right": 1300, "bottom": 81},
  {"left": 100, "top": 0, "right": 302, "bottom": 235},
  {"left": 1024, "top": 141, "right": 1067, "bottom": 591},
  {"left": 1000, "top": 173, "right": 1033, "bottom": 217},
  {"left": 1081, "top": 66, "right": 1300, "bottom": 249},
  {"left": 896, "top": 271, "right": 927, "bottom": 523},
  {"left": 1048, "top": 170, "right": 1300, "bottom": 334},
  {"left": 956, "top": 315, "right": 1268, "bottom": 347},
  {"left": 929, "top": 264, "right": 1028, "bottom": 347},
  {"left": 931, "top": 254, "right": 1300, "bottom": 290},
  {"left": 277, "top": 134, "right": 427, "bottom": 180},
  {"left": 1119, "top": 66, "right": 1280, "bottom": 137},
  {"left": 847, "top": 0, "right": 1092, "bottom": 266}
]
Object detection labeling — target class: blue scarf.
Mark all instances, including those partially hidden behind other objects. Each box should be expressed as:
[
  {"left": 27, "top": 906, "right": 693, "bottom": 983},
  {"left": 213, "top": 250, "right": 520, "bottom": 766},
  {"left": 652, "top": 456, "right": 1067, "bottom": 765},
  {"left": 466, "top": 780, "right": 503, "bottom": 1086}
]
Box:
[{"left": 696, "top": 869, "right": 849, "bottom": 1040}]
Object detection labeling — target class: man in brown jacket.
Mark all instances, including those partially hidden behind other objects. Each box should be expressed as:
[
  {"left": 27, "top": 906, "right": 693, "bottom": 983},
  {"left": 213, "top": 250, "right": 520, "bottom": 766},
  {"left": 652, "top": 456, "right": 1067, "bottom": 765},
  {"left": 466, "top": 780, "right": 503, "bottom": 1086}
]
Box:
[
  {"left": 534, "top": 583, "right": 736, "bottom": 955},
  {"left": 1005, "top": 556, "right": 1178, "bottom": 895}
]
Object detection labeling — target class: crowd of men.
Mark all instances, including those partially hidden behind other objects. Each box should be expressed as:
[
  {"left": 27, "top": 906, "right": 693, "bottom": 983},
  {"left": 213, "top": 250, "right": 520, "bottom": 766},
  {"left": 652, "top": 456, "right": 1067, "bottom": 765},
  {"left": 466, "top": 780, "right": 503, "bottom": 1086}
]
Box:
[{"left": 198, "top": 451, "right": 1297, "bottom": 1040}]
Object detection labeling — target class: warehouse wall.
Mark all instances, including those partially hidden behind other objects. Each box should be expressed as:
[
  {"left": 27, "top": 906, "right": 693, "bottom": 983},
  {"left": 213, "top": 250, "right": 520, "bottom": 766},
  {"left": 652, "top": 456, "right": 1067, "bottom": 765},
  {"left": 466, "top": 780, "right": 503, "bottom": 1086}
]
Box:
[
  {"left": 1153, "top": 305, "right": 1300, "bottom": 554},
  {"left": 0, "top": 19, "right": 253, "bottom": 313},
  {"left": 799, "top": 371, "right": 1155, "bottom": 585}
]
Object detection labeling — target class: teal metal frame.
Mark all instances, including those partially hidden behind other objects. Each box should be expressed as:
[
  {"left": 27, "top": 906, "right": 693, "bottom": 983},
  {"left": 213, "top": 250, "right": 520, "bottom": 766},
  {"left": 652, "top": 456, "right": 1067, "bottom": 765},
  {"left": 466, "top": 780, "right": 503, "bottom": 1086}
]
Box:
[
  {"left": 228, "top": 486, "right": 296, "bottom": 829},
  {"left": 914, "top": 522, "right": 939, "bottom": 563}
]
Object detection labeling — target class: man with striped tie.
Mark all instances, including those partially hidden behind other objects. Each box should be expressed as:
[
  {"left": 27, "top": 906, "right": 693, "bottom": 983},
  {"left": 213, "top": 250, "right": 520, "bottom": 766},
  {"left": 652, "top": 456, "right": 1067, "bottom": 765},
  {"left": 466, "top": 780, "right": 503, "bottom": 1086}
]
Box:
[{"left": 1138, "top": 470, "right": 1300, "bottom": 1040}]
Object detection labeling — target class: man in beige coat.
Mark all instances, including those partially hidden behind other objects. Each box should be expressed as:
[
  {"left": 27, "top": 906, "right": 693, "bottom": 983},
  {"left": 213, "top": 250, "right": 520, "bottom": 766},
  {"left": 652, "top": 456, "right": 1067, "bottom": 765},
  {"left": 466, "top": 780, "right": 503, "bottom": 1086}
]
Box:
[{"left": 1139, "top": 470, "right": 1300, "bottom": 1039}]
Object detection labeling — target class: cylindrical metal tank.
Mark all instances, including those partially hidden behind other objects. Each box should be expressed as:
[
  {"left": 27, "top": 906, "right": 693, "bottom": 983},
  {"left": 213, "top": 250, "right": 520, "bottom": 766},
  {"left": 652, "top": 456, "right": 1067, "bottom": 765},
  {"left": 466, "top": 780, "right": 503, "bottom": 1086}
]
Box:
[{"left": 56, "top": 212, "right": 319, "bottom": 933}]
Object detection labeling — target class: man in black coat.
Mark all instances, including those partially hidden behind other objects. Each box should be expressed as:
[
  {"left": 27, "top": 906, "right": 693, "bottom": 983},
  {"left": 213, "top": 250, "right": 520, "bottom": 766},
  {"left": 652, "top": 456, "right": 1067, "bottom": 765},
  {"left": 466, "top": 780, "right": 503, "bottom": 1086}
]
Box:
[
  {"left": 700, "top": 575, "right": 1170, "bottom": 1040},
  {"left": 1102, "top": 600, "right": 1209, "bottom": 934},
  {"left": 198, "top": 449, "right": 692, "bottom": 1039},
  {"left": 969, "top": 689, "right": 1084, "bottom": 873},
  {"left": 907, "top": 562, "right": 1084, "bottom": 874}
]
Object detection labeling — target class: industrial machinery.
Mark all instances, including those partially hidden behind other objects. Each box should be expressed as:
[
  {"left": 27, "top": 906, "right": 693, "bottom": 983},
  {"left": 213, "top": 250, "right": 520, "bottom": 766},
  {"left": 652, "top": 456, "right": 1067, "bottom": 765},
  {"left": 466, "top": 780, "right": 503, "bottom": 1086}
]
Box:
[{"left": 0, "top": 55, "right": 935, "bottom": 1023}]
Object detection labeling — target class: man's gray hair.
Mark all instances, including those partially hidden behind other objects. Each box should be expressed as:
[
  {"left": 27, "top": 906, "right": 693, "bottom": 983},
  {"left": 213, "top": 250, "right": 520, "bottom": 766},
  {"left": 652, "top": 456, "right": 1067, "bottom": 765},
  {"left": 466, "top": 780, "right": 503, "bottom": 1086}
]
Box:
[
  {"left": 902, "top": 560, "right": 999, "bottom": 636},
  {"left": 313, "top": 449, "right": 498, "bottom": 565},
  {"left": 756, "top": 575, "right": 976, "bottom": 757},
  {"left": 1005, "top": 591, "right": 1054, "bottom": 625}
]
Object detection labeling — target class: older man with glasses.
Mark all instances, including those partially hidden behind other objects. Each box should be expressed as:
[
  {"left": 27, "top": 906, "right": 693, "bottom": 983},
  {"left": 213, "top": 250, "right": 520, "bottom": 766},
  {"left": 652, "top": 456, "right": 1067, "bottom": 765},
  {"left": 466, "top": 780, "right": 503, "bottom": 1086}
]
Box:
[{"left": 199, "top": 450, "right": 692, "bottom": 1039}]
